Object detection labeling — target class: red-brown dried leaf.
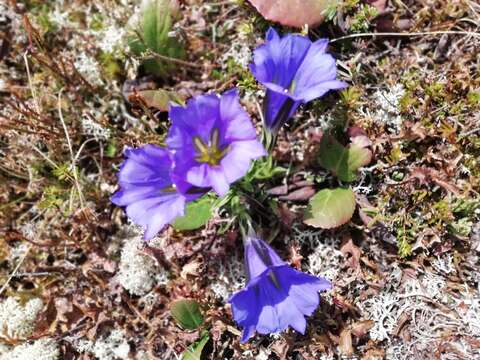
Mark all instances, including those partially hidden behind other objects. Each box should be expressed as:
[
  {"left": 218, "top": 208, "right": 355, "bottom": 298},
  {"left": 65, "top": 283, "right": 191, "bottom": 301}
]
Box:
[
  {"left": 248, "top": 0, "right": 333, "bottom": 28},
  {"left": 340, "top": 237, "right": 362, "bottom": 271}
]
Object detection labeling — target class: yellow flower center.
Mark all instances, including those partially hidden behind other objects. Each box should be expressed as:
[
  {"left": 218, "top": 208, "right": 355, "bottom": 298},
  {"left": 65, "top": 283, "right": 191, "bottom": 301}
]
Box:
[{"left": 193, "top": 128, "right": 229, "bottom": 166}]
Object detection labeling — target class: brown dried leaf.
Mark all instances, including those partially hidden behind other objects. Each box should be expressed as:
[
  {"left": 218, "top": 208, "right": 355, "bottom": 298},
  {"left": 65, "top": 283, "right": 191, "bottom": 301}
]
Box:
[
  {"left": 340, "top": 237, "right": 361, "bottom": 271},
  {"left": 351, "top": 320, "right": 374, "bottom": 338},
  {"left": 410, "top": 167, "right": 460, "bottom": 194},
  {"left": 279, "top": 186, "right": 316, "bottom": 201},
  {"left": 339, "top": 328, "right": 354, "bottom": 356}
]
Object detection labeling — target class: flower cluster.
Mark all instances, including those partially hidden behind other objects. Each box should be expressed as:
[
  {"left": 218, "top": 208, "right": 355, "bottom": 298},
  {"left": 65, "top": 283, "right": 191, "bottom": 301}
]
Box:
[
  {"left": 112, "top": 89, "right": 265, "bottom": 240},
  {"left": 112, "top": 28, "right": 343, "bottom": 342}
]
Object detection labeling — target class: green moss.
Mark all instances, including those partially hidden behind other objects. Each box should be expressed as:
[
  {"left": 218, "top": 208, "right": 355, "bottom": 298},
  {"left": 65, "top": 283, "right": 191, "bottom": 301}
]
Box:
[
  {"left": 51, "top": 163, "right": 73, "bottom": 181},
  {"left": 99, "top": 52, "right": 122, "bottom": 79},
  {"left": 349, "top": 5, "right": 379, "bottom": 33},
  {"left": 38, "top": 185, "right": 67, "bottom": 210},
  {"left": 89, "top": 13, "right": 105, "bottom": 31},
  {"left": 467, "top": 91, "right": 480, "bottom": 106},
  {"left": 34, "top": 4, "right": 58, "bottom": 34}
]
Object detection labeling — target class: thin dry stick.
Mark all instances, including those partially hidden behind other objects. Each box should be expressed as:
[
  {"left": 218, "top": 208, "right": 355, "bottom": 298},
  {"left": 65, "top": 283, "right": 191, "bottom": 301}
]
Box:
[
  {"left": 147, "top": 51, "right": 203, "bottom": 69},
  {"left": 330, "top": 30, "right": 480, "bottom": 43},
  {"left": 0, "top": 245, "right": 32, "bottom": 296},
  {"left": 23, "top": 51, "right": 41, "bottom": 114},
  {"left": 57, "top": 89, "right": 85, "bottom": 208}
]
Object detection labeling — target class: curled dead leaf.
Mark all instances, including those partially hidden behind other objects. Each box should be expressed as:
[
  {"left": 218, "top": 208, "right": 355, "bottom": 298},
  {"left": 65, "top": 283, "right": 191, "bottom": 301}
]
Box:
[{"left": 351, "top": 320, "right": 374, "bottom": 337}]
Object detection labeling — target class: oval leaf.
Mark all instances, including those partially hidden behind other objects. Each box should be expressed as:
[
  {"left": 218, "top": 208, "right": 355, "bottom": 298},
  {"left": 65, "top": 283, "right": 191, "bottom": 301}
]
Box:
[
  {"left": 170, "top": 299, "right": 204, "bottom": 330},
  {"left": 347, "top": 143, "right": 372, "bottom": 174},
  {"left": 318, "top": 134, "right": 372, "bottom": 182},
  {"left": 248, "top": 0, "right": 336, "bottom": 28},
  {"left": 304, "top": 188, "right": 355, "bottom": 228},
  {"left": 172, "top": 196, "right": 214, "bottom": 231},
  {"left": 137, "top": 89, "right": 184, "bottom": 111}
]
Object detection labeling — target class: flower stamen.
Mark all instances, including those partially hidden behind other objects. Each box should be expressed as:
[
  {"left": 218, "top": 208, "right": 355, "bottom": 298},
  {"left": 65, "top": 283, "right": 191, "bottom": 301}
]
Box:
[{"left": 193, "top": 128, "right": 230, "bottom": 165}]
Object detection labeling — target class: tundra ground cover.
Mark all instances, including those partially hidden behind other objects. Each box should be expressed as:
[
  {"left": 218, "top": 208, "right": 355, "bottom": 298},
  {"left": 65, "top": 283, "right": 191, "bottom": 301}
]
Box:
[{"left": 0, "top": 0, "right": 479, "bottom": 359}]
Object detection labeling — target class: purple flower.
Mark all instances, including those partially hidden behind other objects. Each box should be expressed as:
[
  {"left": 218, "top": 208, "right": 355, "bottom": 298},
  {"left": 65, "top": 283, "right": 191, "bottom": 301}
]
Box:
[
  {"left": 250, "top": 27, "right": 347, "bottom": 132},
  {"left": 229, "top": 236, "right": 331, "bottom": 342},
  {"left": 166, "top": 89, "right": 266, "bottom": 196},
  {"left": 111, "top": 145, "right": 203, "bottom": 240}
]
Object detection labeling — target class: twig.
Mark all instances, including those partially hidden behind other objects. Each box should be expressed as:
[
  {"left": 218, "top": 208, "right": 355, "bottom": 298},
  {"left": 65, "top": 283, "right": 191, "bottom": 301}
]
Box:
[
  {"left": 330, "top": 30, "right": 480, "bottom": 43},
  {"left": 146, "top": 50, "right": 203, "bottom": 69},
  {"left": 57, "top": 89, "right": 85, "bottom": 208},
  {"left": 23, "top": 51, "right": 40, "bottom": 114},
  {"left": 459, "top": 127, "right": 480, "bottom": 138},
  {"left": 0, "top": 245, "right": 32, "bottom": 296}
]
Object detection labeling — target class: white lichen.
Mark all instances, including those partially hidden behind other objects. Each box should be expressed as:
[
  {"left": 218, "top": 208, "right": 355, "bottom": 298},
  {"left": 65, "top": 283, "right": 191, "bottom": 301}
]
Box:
[
  {"left": 116, "top": 232, "right": 168, "bottom": 296},
  {"left": 92, "top": 330, "right": 130, "bottom": 360},
  {"left": 74, "top": 53, "right": 104, "bottom": 86},
  {"left": 1, "top": 338, "right": 59, "bottom": 360},
  {"left": 370, "top": 84, "right": 405, "bottom": 133},
  {"left": 98, "top": 25, "right": 126, "bottom": 54},
  {"left": 0, "top": 297, "right": 43, "bottom": 339},
  {"left": 81, "top": 113, "right": 111, "bottom": 140},
  {"left": 209, "top": 252, "right": 245, "bottom": 302},
  {"left": 432, "top": 254, "right": 456, "bottom": 274},
  {"left": 293, "top": 226, "right": 343, "bottom": 282}
]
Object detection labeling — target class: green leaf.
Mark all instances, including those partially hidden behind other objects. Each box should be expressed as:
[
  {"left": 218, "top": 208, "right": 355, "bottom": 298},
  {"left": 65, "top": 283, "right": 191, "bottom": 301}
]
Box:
[
  {"left": 347, "top": 143, "right": 372, "bottom": 173},
  {"left": 318, "top": 134, "right": 372, "bottom": 182},
  {"left": 143, "top": 0, "right": 171, "bottom": 52},
  {"left": 181, "top": 334, "right": 209, "bottom": 360},
  {"left": 105, "top": 142, "right": 117, "bottom": 158},
  {"left": 304, "top": 188, "right": 356, "bottom": 229},
  {"left": 172, "top": 196, "right": 215, "bottom": 231},
  {"left": 129, "top": 0, "right": 185, "bottom": 76},
  {"left": 170, "top": 299, "right": 204, "bottom": 330},
  {"left": 137, "top": 89, "right": 184, "bottom": 111}
]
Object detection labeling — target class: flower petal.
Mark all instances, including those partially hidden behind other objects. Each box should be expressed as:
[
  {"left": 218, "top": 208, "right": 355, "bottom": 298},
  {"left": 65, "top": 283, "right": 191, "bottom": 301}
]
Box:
[
  {"left": 229, "top": 286, "right": 262, "bottom": 343},
  {"left": 221, "top": 89, "right": 258, "bottom": 141},
  {"left": 220, "top": 140, "right": 266, "bottom": 184},
  {"left": 167, "top": 90, "right": 263, "bottom": 195},
  {"left": 125, "top": 194, "right": 186, "bottom": 240},
  {"left": 292, "top": 52, "right": 347, "bottom": 102},
  {"left": 250, "top": 29, "right": 311, "bottom": 90}
]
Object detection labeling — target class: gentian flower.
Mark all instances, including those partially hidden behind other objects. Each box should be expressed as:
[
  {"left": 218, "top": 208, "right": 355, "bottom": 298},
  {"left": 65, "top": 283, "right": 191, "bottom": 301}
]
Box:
[
  {"left": 111, "top": 145, "right": 203, "bottom": 240},
  {"left": 229, "top": 235, "right": 331, "bottom": 342},
  {"left": 250, "top": 27, "right": 347, "bottom": 132},
  {"left": 166, "top": 89, "right": 266, "bottom": 196}
]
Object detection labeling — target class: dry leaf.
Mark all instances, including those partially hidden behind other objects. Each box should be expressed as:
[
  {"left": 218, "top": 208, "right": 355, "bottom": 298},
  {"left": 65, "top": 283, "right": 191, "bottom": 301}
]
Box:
[
  {"left": 351, "top": 320, "right": 374, "bottom": 337},
  {"left": 339, "top": 328, "right": 354, "bottom": 356},
  {"left": 340, "top": 237, "right": 361, "bottom": 271}
]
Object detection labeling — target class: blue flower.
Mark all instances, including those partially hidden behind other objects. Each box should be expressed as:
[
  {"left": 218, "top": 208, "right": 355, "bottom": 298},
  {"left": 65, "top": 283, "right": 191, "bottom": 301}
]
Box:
[
  {"left": 166, "top": 89, "right": 266, "bottom": 196},
  {"left": 111, "top": 145, "right": 203, "bottom": 240},
  {"left": 229, "top": 235, "right": 331, "bottom": 342},
  {"left": 250, "top": 27, "right": 347, "bottom": 132}
]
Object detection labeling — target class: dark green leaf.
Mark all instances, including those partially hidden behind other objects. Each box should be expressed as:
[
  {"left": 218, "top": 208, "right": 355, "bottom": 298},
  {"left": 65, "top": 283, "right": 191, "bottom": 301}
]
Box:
[
  {"left": 170, "top": 299, "right": 204, "bottom": 330},
  {"left": 181, "top": 334, "right": 209, "bottom": 360},
  {"left": 129, "top": 0, "right": 185, "bottom": 76},
  {"left": 304, "top": 188, "right": 356, "bottom": 229},
  {"left": 318, "top": 134, "right": 372, "bottom": 182},
  {"left": 172, "top": 196, "right": 215, "bottom": 231}
]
